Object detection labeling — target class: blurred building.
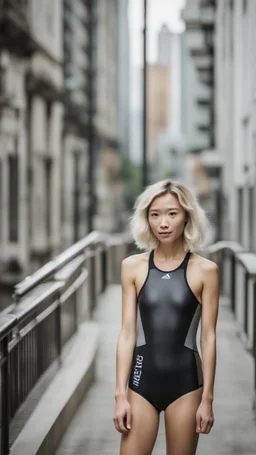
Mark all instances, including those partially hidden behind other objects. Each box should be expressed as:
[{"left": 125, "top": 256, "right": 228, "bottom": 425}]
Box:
[
  {"left": 118, "top": 0, "right": 130, "bottom": 159},
  {"left": 0, "top": 0, "right": 64, "bottom": 305},
  {"left": 181, "top": 0, "right": 221, "bottom": 243},
  {"left": 149, "top": 25, "right": 184, "bottom": 182},
  {"left": 62, "top": 0, "right": 96, "bottom": 246},
  {"left": 181, "top": 0, "right": 215, "bottom": 155},
  {"left": 215, "top": 0, "right": 256, "bottom": 248},
  {"left": 94, "top": 0, "right": 123, "bottom": 233},
  {"left": 157, "top": 24, "right": 172, "bottom": 67},
  {"left": 62, "top": 0, "right": 126, "bottom": 243},
  {"left": 147, "top": 64, "right": 170, "bottom": 166}
]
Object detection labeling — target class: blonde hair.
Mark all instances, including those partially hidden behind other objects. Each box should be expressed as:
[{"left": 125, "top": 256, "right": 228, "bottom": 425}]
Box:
[{"left": 130, "top": 179, "right": 209, "bottom": 252}]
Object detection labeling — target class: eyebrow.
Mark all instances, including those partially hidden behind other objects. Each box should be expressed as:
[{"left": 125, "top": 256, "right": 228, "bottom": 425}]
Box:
[{"left": 149, "top": 207, "right": 180, "bottom": 212}]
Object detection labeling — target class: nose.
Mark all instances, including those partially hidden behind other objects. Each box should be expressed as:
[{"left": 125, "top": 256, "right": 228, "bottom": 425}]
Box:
[{"left": 160, "top": 216, "right": 169, "bottom": 229}]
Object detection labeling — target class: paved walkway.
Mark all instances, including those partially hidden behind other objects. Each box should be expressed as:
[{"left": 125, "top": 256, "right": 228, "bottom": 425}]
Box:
[{"left": 55, "top": 285, "right": 256, "bottom": 455}]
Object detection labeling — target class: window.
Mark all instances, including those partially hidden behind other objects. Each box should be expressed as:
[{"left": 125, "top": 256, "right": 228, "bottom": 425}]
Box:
[
  {"left": 8, "top": 152, "right": 19, "bottom": 242},
  {"left": 45, "top": 157, "right": 52, "bottom": 238},
  {"left": 73, "top": 152, "right": 80, "bottom": 242},
  {"left": 249, "top": 186, "right": 254, "bottom": 250},
  {"left": 0, "top": 66, "right": 6, "bottom": 95},
  {"left": 237, "top": 188, "right": 243, "bottom": 244}
]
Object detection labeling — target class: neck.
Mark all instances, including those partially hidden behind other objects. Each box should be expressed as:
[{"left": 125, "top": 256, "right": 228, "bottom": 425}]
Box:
[{"left": 155, "top": 241, "right": 186, "bottom": 260}]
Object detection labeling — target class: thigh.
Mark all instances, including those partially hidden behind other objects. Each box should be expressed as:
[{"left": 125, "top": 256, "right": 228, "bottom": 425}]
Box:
[
  {"left": 120, "top": 388, "right": 160, "bottom": 455},
  {"left": 164, "top": 387, "right": 203, "bottom": 455}
]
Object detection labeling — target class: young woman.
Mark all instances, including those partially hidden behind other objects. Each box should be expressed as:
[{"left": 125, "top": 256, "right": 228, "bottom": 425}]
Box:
[{"left": 113, "top": 180, "right": 219, "bottom": 455}]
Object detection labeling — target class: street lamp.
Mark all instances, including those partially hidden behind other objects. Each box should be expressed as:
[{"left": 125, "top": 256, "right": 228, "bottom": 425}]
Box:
[{"left": 142, "top": 0, "right": 148, "bottom": 188}]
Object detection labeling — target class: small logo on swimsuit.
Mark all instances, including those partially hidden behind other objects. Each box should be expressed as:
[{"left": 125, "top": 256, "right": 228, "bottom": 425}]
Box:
[
  {"left": 133, "top": 354, "right": 143, "bottom": 387},
  {"left": 161, "top": 273, "right": 170, "bottom": 279}
]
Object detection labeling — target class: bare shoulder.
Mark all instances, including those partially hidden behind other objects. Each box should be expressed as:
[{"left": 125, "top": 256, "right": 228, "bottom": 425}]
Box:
[
  {"left": 121, "top": 253, "right": 149, "bottom": 287},
  {"left": 191, "top": 252, "right": 219, "bottom": 281},
  {"left": 122, "top": 252, "right": 149, "bottom": 271}
]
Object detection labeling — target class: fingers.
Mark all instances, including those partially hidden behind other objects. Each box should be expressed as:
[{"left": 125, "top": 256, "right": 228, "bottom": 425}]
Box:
[
  {"left": 113, "top": 411, "right": 131, "bottom": 434},
  {"left": 113, "top": 415, "right": 128, "bottom": 434},
  {"left": 196, "top": 415, "right": 215, "bottom": 434},
  {"left": 196, "top": 413, "right": 202, "bottom": 433},
  {"left": 126, "top": 406, "right": 132, "bottom": 430}
]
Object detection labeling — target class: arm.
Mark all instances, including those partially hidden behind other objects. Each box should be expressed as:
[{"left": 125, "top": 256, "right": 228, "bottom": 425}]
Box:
[
  {"left": 200, "top": 261, "right": 219, "bottom": 402},
  {"left": 114, "top": 256, "right": 137, "bottom": 433},
  {"left": 196, "top": 261, "right": 219, "bottom": 434}
]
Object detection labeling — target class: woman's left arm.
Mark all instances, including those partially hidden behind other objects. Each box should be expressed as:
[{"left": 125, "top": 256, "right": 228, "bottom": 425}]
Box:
[{"left": 196, "top": 260, "right": 220, "bottom": 434}]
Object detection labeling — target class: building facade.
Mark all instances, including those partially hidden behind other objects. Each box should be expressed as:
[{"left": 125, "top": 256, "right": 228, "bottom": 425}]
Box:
[
  {"left": 215, "top": 0, "right": 256, "bottom": 248},
  {"left": 181, "top": 0, "right": 221, "bottom": 243},
  {"left": 94, "top": 0, "right": 123, "bottom": 233},
  {"left": 0, "top": 0, "right": 64, "bottom": 306},
  {"left": 62, "top": 0, "right": 96, "bottom": 246},
  {"left": 181, "top": 0, "right": 215, "bottom": 155},
  {"left": 118, "top": 0, "right": 130, "bottom": 160}
]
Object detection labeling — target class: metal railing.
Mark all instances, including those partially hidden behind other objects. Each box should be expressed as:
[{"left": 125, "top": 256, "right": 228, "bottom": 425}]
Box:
[
  {"left": 204, "top": 240, "right": 256, "bottom": 417},
  {"left": 0, "top": 231, "right": 134, "bottom": 455}
]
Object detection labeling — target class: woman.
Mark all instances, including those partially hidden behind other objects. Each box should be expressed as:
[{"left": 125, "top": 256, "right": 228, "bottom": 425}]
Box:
[{"left": 113, "top": 180, "right": 219, "bottom": 455}]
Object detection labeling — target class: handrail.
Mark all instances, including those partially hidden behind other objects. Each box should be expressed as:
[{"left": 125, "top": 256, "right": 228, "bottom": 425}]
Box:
[
  {"left": 13, "top": 231, "right": 103, "bottom": 299},
  {"left": 203, "top": 240, "right": 246, "bottom": 254},
  {"left": 205, "top": 239, "right": 256, "bottom": 417},
  {"left": 0, "top": 314, "right": 16, "bottom": 340},
  {"left": 0, "top": 230, "right": 134, "bottom": 455}
]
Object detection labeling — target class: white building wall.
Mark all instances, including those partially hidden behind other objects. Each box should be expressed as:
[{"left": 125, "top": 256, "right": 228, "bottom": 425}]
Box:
[{"left": 215, "top": 0, "right": 256, "bottom": 249}]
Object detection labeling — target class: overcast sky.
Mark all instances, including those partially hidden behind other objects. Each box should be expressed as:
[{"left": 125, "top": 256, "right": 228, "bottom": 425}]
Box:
[
  {"left": 128, "top": 0, "right": 185, "bottom": 65},
  {"left": 128, "top": 0, "right": 185, "bottom": 108}
]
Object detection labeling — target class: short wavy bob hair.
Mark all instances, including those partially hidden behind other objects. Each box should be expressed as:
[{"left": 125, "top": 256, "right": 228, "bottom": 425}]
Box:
[{"left": 130, "top": 179, "right": 209, "bottom": 252}]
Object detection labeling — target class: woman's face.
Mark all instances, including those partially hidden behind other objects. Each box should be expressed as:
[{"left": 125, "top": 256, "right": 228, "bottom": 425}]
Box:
[{"left": 148, "top": 192, "right": 187, "bottom": 244}]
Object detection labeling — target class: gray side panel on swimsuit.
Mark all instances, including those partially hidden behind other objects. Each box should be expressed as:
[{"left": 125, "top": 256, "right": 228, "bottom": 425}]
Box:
[
  {"left": 136, "top": 306, "right": 146, "bottom": 347},
  {"left": 184, "top": 303, "right": 202, "bottom": 351}
]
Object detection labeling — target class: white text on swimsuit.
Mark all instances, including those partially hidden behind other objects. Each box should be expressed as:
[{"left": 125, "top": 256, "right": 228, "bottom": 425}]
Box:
[{"left": 133, "top": 354, "right": 143, "bottom": 386}]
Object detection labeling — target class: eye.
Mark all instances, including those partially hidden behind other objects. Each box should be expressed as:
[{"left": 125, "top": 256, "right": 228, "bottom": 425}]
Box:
[
  {"left": 151, "top": 213, "right": 158, "bottom": 217},
  {"left": 169, "top": 212, "right": 177, "bottom": 216}
]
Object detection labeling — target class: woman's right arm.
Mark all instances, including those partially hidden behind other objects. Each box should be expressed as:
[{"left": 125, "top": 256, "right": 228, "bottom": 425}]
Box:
[{"left": 113, "top": 256, "right": 137, "bottom": 434}]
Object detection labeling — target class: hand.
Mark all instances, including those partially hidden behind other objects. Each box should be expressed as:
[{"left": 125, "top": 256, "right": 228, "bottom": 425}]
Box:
[
  {"left": 113, "top": 395, "right": 132, "bottom": 434},
  {"left": 196, "top": 399, "right": 215, "bottom": 434}
]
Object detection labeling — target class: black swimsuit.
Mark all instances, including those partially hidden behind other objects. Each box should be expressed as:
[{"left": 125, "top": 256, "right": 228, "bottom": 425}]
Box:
[{"left": 128, "top": 249, "right": 203, "bottom": 412}]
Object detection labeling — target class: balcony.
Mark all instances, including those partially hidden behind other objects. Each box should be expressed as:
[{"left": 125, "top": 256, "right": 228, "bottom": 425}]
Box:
[
  {"left": 25, "top": 71, "right": 64, "bottom": 102},
  {"left": 0, "top": 0, "right": 38, "bottom": 56},
  {"left": 194, "top": 53, "right": 213, "bottom": 72},
  {"left": 0, "top": 66, "right": 15, "bottom": 108},
  {"left": 198, "top": 67, "right": 214, "bottom": 85},
  {"left": 196, "top": 85, "right": 213, "bottom": 105},
  {"left": 200, "top": 4, "right": 215, "bottom": 27}
]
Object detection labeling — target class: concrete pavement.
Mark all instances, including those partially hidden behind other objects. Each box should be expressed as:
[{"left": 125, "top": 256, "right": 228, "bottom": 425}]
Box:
[{"left": 55, "top": 285, "right": 256, "bottom": 455}]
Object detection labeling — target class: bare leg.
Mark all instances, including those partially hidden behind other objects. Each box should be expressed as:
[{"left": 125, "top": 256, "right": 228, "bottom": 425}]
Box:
[
  {"left": 164, "top": 387, "right": 203, "bottom": 455},
  {"left": 120, "top": 389, "right": 160, "bottom": 455}
]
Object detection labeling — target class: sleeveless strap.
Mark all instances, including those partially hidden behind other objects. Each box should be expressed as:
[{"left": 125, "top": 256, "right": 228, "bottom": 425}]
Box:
[
  {"left": 180, "top": 251, "right": 191, "bottom": 270},
  {"left": 149, "top": 249, "right": 190, "bottom": 271},
  {"left": 149, "top": 250, "right": 155, "bottom": 270}
]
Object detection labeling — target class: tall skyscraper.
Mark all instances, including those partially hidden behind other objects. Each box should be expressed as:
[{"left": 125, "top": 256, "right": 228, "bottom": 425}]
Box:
[{"left": 158, "top": 24, "right": 172, "bottom": 67}]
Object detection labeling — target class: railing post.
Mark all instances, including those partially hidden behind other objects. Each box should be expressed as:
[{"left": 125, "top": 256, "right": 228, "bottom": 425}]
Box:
[
  {"left": 244, "top": 270, "right": 249, "bottom": 336},
  {"left": 1, "top": 335, "right": 10, "bottom": 455},
  {"left": 56, "top": 291, "right": 62, "bottom": 366},
  {"left": 230, "top": 253, "right": 236, "bottom": 314},
  {"left": 89, "top": 246, "right": 97, "bottom": 316},
  {"left": 253, "top": 280, "right": 256, "bottom": 415},
  {"left": 101, "top": 245, "right": 107, "bottom": 293},
  {"left": 218, "top": 249, "right": 224, "bottom": 293}
]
